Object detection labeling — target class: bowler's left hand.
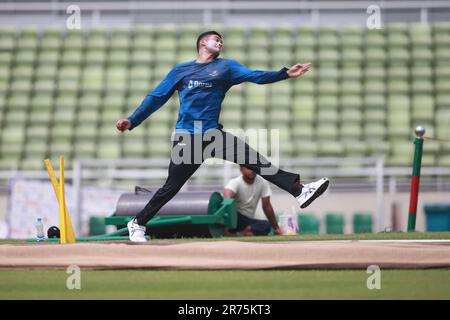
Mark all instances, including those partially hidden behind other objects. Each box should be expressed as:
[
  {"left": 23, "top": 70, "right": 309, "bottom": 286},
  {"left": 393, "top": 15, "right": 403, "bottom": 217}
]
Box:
[{"left": 287, "top": 63, "right": 311, "bottom": 78}]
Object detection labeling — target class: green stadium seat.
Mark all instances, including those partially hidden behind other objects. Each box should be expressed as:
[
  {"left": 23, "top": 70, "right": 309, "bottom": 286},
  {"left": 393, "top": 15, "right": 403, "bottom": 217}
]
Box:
[
  {"left": 268, "top": 109, "right": 290, "bottom": 125},
  {"left": 77, "top": 109, "right": 100, "bottom": 123},
  {"left": 147, "top": 139, "right": 171, "bottom": 157},
  {"left": 412, "top": 95, "right": 434, "bottom": 122},
  {"left": 340, "top": 124, "right": 362, "bottom": 141},
  {"left": 225, "top": 26, "right": 246, "bottom": 47},
  {"left": 79, "top": 93, "right": 102, "bottom": 110},
  {"left": 294, "top": 47, "right": 316, "bottom": 64},
  {"left": 130, "top": 51, "right": 154, "bottom": 65},
  {"left": 317, "top": 109, "right": 338, "bottom": 123},
  {"left": 40, "top": 32, "right": 62, "bottom": 50},
  {"left": 74, "top": 125, "right": 97, "bottom": 140},
  {"left": 134, "top": 25, "right": 156, "bottom": 37},
  {"left": 7, "top": 94, "right": 29, "bottom": 110},
  {"left": 341, "top": 95, "right": 362, "bottom": 110},
  {"left": 317, "top": 67, "right": 339, "bottom": 80},
  {"left": 341, "top": 105, "right": 363, "bottom": 122},
  {"left": 110, "top": 32, "right": 131, "bottom": 50},
  {"left": 73, "top": 141, "right": 97, "bottom": 159},
  {"left": 317, "top": 95, "right": 338, "bottom": 109},
  {"left": 388, "top": 79, "right": 409, "bottom": 94},
  {"left": 410, "top": 25, "right": 432, "bottom": 45},
  {"left": 37, "top": 49, "right": 60, "bottom": 66},
  {"left": 387, "top": 66, "right": 409, "bottom": 80},
  {"left": 412, "top": 79, "right": 433, "bottom": 94},
  {"left": 341, "top": 25, "right": 363, "bottom": 46},
  {"left": 1, "top": 126, "right": 25, "bottom": 144},
  {"left": 97, "top": 141, "right": 121, "bottom": 159},
  {"left": 63, "top": 30, "right": 85, "bottom": 49},
  {"left": 30, "top": 107, "right": 52, "bottom": 125},
  {"left": 411, "top": 65, "right": 432, "bottom": 79},
  {"left": 412, "top": 47, "right": 433, "bottom": 61},
  {"left": 23, "top": 140, "right": 47, "bottom": 157},
  {"left": 438, "top": 155, "right": 450, "bottom": 167},
  {"left": 318, "top": 49, "right": 339, "bottom": 63},
  {"left": 35, "top": 64, "right": 58, "bottom": 79},
  {"left": 108, "top": 50, "right": 130, "bottom": 65},
  {"left": 364, "top": 94, "right": 385, "bottom": 109},
  {"left": 364, "top": 80, "right": 385, "bottom": 95},
  {"left": 26, "top": 125, "right": 49, "bottom": 143},
  {"left": 122, "top": 140, "right": 147, "bottom": 158},
  {"left": 364, "top": 30, "right": 385, "bottom": 46},
  {"left": 9, "top": 79, "right": 32, "bottom": 93},
  {"left": 344, "top": 140, "right": 368, "bottom": 156},
  {"left": 316, "top": 123, "right": 338, "bottom": 140},
  {"left": 272, "top": 28, "right": 293, "bottom": 49},
  {"left": 436, "top": 109, "right": 450, "bottom": 139},
  {"left": 318, "top": 141, "right": 344, "bottom": 157},
  {"left": 98, "top": 123, "right": 121, "bottom": 140},
  {"left": 17, "top": 37, "right": 38, "bottom": 51},
  {"left": 0, "top": 34, "right": 16, "bottom": 51},
  {"left": 292, "top": 123, "right": 314, "bottom": 140},
  {"left": 435, "top": 77, "right": 450, "bottom": 94},
  {"left": 364, "top": 47, "right": 386, "bottom": 62},
  {"left": 341, "top": 68, "right": 362, "bottom": 81},
  {"left": 248, "top": 49, "right": 270, "bottom": 64},
  {"left": 1, "top": 144, "right": 23, "bottom": 167},
  {"left": 5, "top": 110, "right": 27, "bottom": 124},
  {"left": 221, "top": 109, "right": 242, "bottom": 124},
  {"left": 12, "top": 65, "right": 34, "bottom": 79},
  {"left": 292, "top": 98, "right": 315, "bottom": 123},
  {"left": 48, "top": 142, "right": 72, "bottom": 157},
  {"left": 85, "top": 50, "right": 107, "bottom": 64},
  {"left": 20, "top": 158, "right": 46, "bottom": 171},
  {"left": 85, "top": 30, "right": 109, "bottom": 50},
  {"left": 50, "top": 124, "right": 73, "bottom": 141},
  {"left": 293, "top": 140, "right": 318, "bottom": 157},
  {"left": 341, "top": 80, "right": 362, "bottom": 95},
  {"left": 33, "top": 79, "right": 55, "bottom": 92},
  {"left": 341, "top": 48, "right": 363, "bottom": 63},
  {"left": 293, "top": 80, "right": 314, "bottom": 95}
]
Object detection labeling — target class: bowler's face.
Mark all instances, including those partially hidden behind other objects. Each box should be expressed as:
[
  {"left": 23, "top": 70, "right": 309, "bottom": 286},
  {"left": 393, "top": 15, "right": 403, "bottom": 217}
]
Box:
[{"left": 204, "top": 35, "right": 223, "bottom": 54}]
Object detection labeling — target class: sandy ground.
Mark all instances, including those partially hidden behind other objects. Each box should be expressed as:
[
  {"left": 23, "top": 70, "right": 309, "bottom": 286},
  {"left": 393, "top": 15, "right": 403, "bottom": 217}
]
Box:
[{"left": 1, "top": 240, "right": 450, "bottom": 270}]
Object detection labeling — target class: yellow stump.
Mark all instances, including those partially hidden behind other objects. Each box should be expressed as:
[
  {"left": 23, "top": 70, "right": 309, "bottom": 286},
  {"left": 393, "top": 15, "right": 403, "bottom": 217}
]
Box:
[{"left": 44, "top": 156, "right": 76, "bottom": 244}]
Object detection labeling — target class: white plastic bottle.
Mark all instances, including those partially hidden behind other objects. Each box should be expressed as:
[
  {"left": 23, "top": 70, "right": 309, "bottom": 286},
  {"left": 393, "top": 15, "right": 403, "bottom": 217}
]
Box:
[{"left": 35, "top": 218, "right": 45, "bottom": 242}]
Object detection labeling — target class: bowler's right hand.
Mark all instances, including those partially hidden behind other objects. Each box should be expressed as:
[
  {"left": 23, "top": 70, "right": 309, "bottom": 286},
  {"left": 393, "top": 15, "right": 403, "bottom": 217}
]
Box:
[{"left": 116, "top": 119, "right": 131, "bottom": 132}]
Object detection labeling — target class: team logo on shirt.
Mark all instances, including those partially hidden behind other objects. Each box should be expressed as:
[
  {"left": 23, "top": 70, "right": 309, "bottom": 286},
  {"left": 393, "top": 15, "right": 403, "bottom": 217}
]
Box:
[
  {"left": 209, "top": 70, "right": 219, "bottom": 77},
  {"left": 188, "top": 80, "right": 212, "bottom": 89}
]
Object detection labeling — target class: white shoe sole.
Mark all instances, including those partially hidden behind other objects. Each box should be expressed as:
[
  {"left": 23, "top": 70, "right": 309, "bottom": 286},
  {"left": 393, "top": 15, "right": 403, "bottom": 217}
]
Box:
[{"left": 300, "top": 178, "right": 329, "bottom": 209}]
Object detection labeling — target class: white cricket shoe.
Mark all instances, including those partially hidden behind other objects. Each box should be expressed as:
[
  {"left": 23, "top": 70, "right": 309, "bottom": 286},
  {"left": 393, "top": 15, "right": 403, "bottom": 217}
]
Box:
[
  {"left": 296, "top": 177, "right": 329, "bottom": 209},
  {"left": 127, "top": 218, "right": 147, "bottom": 242}
]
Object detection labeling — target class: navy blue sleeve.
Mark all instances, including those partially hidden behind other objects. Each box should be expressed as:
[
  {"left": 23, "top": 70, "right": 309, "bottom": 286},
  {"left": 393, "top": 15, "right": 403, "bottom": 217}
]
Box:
[
  {"left": 227, "top": 59, "right": 289, "bottom": 86},
  {"left": 127, "top": 67, "right": 179, "bottom": 130}
]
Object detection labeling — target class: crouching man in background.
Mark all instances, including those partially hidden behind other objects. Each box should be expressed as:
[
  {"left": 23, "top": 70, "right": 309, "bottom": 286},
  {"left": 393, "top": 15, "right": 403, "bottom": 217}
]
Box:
[{"left": 224, "top": 165, "right": 283, "bottom": 236}]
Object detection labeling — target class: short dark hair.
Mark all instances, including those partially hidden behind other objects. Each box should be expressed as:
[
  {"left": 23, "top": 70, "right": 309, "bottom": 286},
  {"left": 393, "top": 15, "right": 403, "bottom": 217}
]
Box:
[{"left": 196, "top": 31, "right": 222, "bottom": 52}]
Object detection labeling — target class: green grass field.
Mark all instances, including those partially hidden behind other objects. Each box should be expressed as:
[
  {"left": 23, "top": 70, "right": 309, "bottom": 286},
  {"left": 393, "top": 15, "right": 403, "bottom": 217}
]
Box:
[
  {"left": 2, "top": 231, "right": 450, "bottom": 245},
  {"left": 1, "top": 232, "right": 449, "bottom": 299},
  {"left": 1, "top": 269, "right": 449, "bottom": 299}
]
